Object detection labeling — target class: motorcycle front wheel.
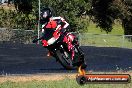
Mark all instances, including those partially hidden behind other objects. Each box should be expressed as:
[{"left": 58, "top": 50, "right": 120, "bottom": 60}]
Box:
[{"left": 56, "top": 50, "right": 75, "bottom": 70}]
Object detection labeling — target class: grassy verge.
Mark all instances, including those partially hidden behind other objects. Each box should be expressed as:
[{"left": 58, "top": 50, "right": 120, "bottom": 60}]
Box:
[
  {"left": 79, "top": 34, "right": 132, "bottom": 48},
  {"left": 0, "top": 72, "right": 131, "bottom": 88},
  {"left": 79, "top": 23, "right": 132, "bottom": 48},
  {"left": 0, "top": 78, "right": 131, "bottom": 88}
]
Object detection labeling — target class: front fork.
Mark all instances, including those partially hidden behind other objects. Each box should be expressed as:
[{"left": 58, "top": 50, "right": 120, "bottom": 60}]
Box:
[
  {"left": 72, "top": 38, "right": 84, "bottom": 60},
  {"left": 60, "top": 45, "right": 69, "bottom": 58},
  {"left": 72, "top": 39, "right": 86, "bottom": 67}
]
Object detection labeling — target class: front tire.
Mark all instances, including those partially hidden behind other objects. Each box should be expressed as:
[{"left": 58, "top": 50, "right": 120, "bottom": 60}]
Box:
[{"left": 56, "top": 50, "right": 74, "bottom": 70}]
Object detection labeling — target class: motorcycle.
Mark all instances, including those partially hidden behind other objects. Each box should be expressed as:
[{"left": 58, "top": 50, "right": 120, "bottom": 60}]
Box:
[{"left": 33, "top": 25, "right": 86, "bottom": 70}]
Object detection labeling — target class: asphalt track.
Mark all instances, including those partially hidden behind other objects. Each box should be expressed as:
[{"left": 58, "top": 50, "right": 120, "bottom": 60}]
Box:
[{"left": 0, "top": 43, "right": 132, "bottom": 75}]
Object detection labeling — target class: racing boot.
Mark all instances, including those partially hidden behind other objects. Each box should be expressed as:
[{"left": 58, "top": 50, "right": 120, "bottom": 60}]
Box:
[
  {"left": 80, "top": 54, "right": 87, "bottom": 69},
  {"left": 47, "top": 51, "right": 52, "bottom": 57}
]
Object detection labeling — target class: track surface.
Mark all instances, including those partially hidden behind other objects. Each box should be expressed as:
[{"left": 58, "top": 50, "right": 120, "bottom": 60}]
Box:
[{"left": 0, "top": 43, "right": 132, "bottom": 75}]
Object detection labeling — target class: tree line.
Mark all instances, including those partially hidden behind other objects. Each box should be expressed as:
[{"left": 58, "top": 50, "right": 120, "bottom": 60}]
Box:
[{"left": 1, "top": 0, "right": 132, "bottom": 35}]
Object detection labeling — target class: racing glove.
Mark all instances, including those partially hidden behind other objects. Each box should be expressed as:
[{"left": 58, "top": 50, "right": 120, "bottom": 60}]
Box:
[{"left": 32, "top": 38, "right": 39, "bottom": 43}]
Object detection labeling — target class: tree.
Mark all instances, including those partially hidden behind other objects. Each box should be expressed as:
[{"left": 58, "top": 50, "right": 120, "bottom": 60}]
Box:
[
  {"left": 8, "top": 0, "right": 90, "bottom": 32},
  {"left": 37, "top": 0, "right": 90, "bottom": 32},
  {"left": 8, "top": 0, "right": 32, "bottom": 14},
  {"left": 121, "top": 0, "right": 132, "bottom": 35},
  {"left": 89, "top": 0, "right": 132, "bottom": 35},
  {"left": 7, "top": 0, "right": 132, "bottom": 35}
]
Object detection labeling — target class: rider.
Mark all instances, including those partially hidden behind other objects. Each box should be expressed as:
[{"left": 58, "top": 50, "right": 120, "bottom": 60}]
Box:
[
  {"left": 34, "top": 7, "right": 69, "bottom": 56},
  {"left": 40, "top": 8, "right": 69, "bottom": 32},
  {"left": 33, "top": 7, "right": 87, "bottom": 69}
]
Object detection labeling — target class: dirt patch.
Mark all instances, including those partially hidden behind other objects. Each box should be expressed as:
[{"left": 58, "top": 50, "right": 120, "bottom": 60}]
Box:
[
  {"left": 0, "top": 71, "right": 132, "bottom": 83},
  {"left": 0, "top": 74, "right": 76, "bottom": 83}
]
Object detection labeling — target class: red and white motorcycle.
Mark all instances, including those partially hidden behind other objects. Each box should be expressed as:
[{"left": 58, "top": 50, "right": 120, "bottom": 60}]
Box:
[{"left": 33, "top": 25, "right": 86, "bottom": 70}]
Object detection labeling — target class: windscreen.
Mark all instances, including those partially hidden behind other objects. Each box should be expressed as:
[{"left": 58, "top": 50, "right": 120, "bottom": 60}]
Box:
[{"left": 42, "top": 29, "right": 55, "bottom": 41}]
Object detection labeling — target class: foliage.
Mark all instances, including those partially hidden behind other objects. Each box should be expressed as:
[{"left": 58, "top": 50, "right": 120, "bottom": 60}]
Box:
[
  {"left": 89, "top": 0, "right": 114, "bottom": 33},
  {"left": 0, "top": 7, "right": 37, "bottom": 30},
  {"left": 4, "top": 0, "right": 132, "bottom": 35},
  {"left": 121, "top": 0, "right": 132, "bottom": 35},
  {"left": 12, "top": 0, "right": 32, "bottom": 14},
  {"left": 0, "top": 28, "right": 35, "bottom": 44},
  {"left": 37, "top": 0, "right": 90, "bottom": 32},
  {"left": 89, "top": 0, "right": 132, "bottom": 35},
  {"left": 6, "top": 0, "right": 90, "bottom": 32},
  {"left": 0, "top": 28, "right": 14, "bottom": 41},
  {"left": 0, "top": 7, "right": 36, "bottom": 44}
]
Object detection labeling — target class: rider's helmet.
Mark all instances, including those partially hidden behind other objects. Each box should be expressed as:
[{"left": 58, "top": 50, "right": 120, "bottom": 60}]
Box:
[{"left": 40, "top": 7, "right": 52, "bottom": 23}]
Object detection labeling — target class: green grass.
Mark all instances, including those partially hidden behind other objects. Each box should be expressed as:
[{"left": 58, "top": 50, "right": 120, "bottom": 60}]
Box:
[
  {"left": 79, "top": 34, "right": 132, "bottom": 48},
  {"left": 79, "top": 23, "right": 132, "bottom": 48},
  {"left": 0, "top": 78, "right": 131, "bottom": 88},
  {"left": 84, "top": 23, "right": 124, "bottom": 35}
]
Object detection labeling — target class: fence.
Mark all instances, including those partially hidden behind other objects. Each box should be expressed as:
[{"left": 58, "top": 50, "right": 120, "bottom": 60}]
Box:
[
  {"left": 0, "top": 28, "right": 132, "bottom": 49},
  {"left": 79, "top": 33, "right": 132, "bottom": 49},
  {"left": 0, "top": 28, "right": 35, "bottom": 44}
]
